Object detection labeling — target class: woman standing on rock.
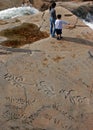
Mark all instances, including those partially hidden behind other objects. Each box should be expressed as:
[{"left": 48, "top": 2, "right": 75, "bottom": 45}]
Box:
[{"left": 49, "top": 2, "right": 56, "bottom": 37}]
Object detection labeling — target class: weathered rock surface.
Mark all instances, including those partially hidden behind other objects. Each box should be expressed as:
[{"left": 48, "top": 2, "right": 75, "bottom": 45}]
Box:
[
  {"left": 0, "top": 0, "right": 23, "bottom": 10},
  {"left": 0, "top": 0, "right": 93, "bottom": 11},
  {"left": 0, "top": 4, "right": 93, "bottom": 130}
]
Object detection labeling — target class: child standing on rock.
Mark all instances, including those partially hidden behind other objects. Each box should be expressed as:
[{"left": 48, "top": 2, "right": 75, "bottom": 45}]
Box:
[{"left": 55, "top": 14, "right": 70, "bottom": 40}]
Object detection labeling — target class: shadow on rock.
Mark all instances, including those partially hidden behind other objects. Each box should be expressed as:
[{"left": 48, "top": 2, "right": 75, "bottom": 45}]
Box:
[{"left": 63, "top": 36, "right": 93, "bottom": 47}]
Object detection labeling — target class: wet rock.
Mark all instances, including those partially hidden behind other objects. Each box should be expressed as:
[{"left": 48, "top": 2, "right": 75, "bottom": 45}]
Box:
[{"left": 72, "top": 5, "right": 93, "bottom": 20}]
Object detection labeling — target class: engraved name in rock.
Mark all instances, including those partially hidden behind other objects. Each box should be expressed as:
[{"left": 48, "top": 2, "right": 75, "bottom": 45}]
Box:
[
  {"left": 58, "top": 88, "right": 88, "bottom": 104},
  {"left": 36, "top": 81, "right": 55, "bottom": 97},
  {"left": 4, "top": 73, "right": 24, "bottom": 87}
]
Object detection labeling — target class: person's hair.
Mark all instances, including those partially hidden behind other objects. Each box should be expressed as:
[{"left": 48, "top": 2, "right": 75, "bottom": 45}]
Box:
[
  {"left": 57, "top": 14, "right": 61, "bottom": 19},
  {"left": 49, "top": 2, "right": 56, "bottom": 10}
]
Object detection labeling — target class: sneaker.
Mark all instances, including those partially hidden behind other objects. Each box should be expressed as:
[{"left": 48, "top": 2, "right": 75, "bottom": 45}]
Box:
[
  {"left": 57, "top": 37, "right": 60, "bottom": 40},
  {"left": 60, "top": 36, "right": 63, "bottom": 39}
]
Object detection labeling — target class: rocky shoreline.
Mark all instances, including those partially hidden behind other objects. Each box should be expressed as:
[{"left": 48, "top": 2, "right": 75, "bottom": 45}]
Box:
[
  {"left": 0, "top": 1, "right": 93, "bottom": 22},
  {"left": 0, "top": 1, "right": 93, "bottom": 130}
]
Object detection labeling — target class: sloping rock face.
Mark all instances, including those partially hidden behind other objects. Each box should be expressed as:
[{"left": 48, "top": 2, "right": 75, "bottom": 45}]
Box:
[{"left": 0, "top": 5, "right": 93, "bottom": 130}]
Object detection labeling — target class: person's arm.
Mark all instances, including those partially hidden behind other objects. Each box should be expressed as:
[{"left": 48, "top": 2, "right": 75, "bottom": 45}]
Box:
[
  {"left": 62, "top": 20, "right": 77, "bottom": 29},
  {"left": 62, "top": 20, "right": 69, "bottom": 25}
]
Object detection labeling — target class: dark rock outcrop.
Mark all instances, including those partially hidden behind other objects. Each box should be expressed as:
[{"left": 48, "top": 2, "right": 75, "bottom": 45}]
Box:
[{"left": 72, "top": 5, "right": 93, "bottom": 20}]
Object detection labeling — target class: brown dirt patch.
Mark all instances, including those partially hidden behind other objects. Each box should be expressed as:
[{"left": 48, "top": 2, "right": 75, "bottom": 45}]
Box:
[
  {"left": 53, "top": 56, "right": 64, "bottom": 62},
  {"left": 0, "top": 23, "right": 49, "bottom": 48}
]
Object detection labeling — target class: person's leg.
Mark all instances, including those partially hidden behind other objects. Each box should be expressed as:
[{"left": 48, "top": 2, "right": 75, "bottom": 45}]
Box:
[
  {"left": 50, "top": 17, "right": 53, "bottom": 36},
  {"left": 60, "top": 34, "right": 62, "bottom": 39},
  {"left": 55, "top": 29, "right": 58, "bottom": 39},
  {"left": 52, "top": 19, "right": 56, "bottom": 37},
  {"left": 60, "top": 29, "right": 62, "bottom": 38},
  {"left": 56, "top": 29, "right": 60, "bottom": 40},
  {"left": 58, "top": 29, "right": 62, "bottom": 39}
]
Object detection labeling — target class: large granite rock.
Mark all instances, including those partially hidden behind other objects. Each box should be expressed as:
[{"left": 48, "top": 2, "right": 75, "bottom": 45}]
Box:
[
  {"left": 0, "top": 4, "right": 93, "bottom": 130},
  {"left": 0, "top": 0, "right": 93, "bottom": 11}
]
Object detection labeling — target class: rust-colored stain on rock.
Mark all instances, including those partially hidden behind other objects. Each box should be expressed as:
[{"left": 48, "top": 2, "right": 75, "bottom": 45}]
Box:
[{"left": 0, "top": 23, "right": 49, "bottom": 48}]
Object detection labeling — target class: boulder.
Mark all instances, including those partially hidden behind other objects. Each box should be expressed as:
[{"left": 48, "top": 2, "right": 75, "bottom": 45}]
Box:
[{"left": 0, "top": 3, "right": 93, "bottom": 130}]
